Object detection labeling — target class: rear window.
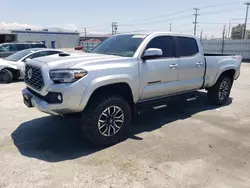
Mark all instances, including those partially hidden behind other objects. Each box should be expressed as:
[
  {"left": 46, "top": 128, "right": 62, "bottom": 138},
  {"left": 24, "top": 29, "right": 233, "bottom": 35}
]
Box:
[{"left": 176, "top": 37, "right": 199, "bottom": 57}]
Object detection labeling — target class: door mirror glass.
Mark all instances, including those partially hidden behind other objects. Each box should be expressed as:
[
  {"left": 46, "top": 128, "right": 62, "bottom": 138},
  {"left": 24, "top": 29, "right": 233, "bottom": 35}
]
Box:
[{"left": 142, "top": 48, "right": 163, "bottom": 60}]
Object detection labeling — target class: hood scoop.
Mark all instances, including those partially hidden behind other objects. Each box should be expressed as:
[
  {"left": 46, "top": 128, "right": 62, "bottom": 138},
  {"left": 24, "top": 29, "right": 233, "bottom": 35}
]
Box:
[{"left": 58, "top": 53, "right": 71, "bottom": 57}]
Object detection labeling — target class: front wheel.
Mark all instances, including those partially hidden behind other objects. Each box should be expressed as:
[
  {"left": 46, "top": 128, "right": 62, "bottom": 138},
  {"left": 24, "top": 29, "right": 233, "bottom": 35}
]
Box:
[
  {"left": 207, "top": 76, "right": 232, "bottom": 105},
  {"left": 81, "top": 95, "right": 132, "bottom": 147},
  {"left": 0, "top": 69, "right": 13, "bottom": 83}
]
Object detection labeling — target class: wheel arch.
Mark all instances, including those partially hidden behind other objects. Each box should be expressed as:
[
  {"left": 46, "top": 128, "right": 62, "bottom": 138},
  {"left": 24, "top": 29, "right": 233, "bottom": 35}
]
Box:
[
  {"left": 211, "top": 66, "right": 237, "bottom": 87},
  {"left": 80, "top": 75, "right": 137, "bottom": 111}
]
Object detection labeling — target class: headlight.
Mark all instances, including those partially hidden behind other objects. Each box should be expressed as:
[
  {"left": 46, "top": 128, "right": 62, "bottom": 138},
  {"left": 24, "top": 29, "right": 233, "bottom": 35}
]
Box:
[{"left": 50, "top": 69, "right": 87, "bottom": 83}]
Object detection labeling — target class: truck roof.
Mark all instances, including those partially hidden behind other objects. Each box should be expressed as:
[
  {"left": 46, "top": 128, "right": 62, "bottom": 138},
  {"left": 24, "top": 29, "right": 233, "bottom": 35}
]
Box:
[{"left": 117, "top": 32, "right": 197, "bottom": 39}]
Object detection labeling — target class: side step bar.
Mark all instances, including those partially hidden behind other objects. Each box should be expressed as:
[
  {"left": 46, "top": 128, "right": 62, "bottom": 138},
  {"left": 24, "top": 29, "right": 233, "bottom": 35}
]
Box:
[
  {"left": 186, "top": 96, "right": 197, "bottom": 102},
  {"left": 136, "top": 92, "right": 199, "bottom": 114},
  {"left": 153, "top": 104, "right": 167, "bottom": 110}
]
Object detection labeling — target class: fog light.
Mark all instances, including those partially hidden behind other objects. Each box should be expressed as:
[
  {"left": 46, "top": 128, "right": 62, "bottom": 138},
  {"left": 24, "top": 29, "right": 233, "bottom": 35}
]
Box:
[
  {"left": 57, "top": 95, "right": 62, "bottom": 101},
  {"left": 46, "top": 92, "right": 63, "bottom": 104}
]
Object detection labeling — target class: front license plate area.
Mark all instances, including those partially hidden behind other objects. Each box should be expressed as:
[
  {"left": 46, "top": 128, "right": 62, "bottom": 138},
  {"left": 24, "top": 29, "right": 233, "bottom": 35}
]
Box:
[{"left": 23, "top": 93, "right": 33, "bottom": 107}]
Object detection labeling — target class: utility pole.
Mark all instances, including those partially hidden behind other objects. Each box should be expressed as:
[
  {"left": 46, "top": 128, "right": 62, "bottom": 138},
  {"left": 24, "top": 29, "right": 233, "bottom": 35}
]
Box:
[
  {"left": 222, "top": 25, "right": 226, "bottom": 53},
  {"left": 193, "top": 8, "right": 200, "bottom": 36},
  {"left": 243, "top": 2, "right": 250, "bottom": 39},
  {"left": 169, "top": 23, "right": 172, "bottom": 32},
  {"left": 200, "top": 30, "right": 203, "bottom": 40},
  {"left": 112, "top": 22, "right": 118, "bottom": 35},
  {"left": 83, "top": 28, "right": 87, "bottom": 40},
  {"left": 228, "top": 20, "right": 231, "bottom": 39}
]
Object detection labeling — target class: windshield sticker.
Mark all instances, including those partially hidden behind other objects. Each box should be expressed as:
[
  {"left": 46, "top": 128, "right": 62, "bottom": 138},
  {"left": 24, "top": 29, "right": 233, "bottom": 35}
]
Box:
[{"left": 132, "top": 35, "right": 147, "bottom": 39}]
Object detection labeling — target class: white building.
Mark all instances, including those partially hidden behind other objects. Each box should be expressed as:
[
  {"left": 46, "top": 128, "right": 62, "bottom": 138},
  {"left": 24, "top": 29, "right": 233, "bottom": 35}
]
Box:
[{"left": 10, "top": 29, "right": 79, "bottom": 48}]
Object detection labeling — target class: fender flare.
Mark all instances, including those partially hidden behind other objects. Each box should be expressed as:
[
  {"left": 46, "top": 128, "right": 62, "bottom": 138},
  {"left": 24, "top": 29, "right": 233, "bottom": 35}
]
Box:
[
  {"left": 211, "top": 65, "right": 237, "bottom": 86},
  {"left": 0, "top": 64, "right": 18, "bottom": 71},
  {"left": 79, "top": 74, "right": 137, "bottom": 109}
]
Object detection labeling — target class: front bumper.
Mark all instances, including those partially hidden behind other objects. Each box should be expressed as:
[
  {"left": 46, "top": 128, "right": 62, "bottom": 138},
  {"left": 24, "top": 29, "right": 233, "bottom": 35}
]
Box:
[{"left": 22, "top": 82, "right": 86, "bottom": 115}]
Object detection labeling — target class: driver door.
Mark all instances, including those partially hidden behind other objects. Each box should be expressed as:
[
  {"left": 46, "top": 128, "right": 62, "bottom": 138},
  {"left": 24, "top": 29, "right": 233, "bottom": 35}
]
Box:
[{"left": 139, "top": 36, "right": 179, "bottom": 100}]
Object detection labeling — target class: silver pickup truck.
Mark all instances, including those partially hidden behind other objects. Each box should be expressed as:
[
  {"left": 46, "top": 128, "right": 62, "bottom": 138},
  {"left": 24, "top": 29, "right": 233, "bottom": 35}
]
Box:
[{"left": 22, "top": 32, "right": 242, "bottom": 146}]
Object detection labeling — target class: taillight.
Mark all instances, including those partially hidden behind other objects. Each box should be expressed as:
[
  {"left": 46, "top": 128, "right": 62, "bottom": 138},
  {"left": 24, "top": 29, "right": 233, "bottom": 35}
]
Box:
[{"left": 235, "top": 55, "right": 242, "bottom": 60}]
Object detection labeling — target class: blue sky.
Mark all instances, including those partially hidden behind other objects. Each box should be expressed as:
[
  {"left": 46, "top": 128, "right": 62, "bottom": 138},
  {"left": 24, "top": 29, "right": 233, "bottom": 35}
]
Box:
[{"left": 0, "top": 0, "right": 248, "bottom": 37}]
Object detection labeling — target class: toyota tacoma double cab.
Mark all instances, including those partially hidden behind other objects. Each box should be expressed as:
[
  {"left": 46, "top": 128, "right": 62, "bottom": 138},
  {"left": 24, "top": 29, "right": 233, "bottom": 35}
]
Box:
[{"left": 22, "top": 32, "right": 242, "bottom": 146}]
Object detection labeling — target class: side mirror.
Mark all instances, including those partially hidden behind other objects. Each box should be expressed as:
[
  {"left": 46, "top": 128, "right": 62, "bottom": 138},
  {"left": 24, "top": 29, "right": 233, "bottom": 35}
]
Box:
[
  {"left": 24, "top": 58, "right": 31, "bottom": 62},
  {"left": 142, "top": 48, "right": 163, "bottom": 60}
]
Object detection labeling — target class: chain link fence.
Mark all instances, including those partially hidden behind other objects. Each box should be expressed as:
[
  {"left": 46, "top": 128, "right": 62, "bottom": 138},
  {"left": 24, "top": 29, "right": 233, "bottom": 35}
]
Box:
[{"left": 81, "top": 40, "right": 101, "bottom": 52}]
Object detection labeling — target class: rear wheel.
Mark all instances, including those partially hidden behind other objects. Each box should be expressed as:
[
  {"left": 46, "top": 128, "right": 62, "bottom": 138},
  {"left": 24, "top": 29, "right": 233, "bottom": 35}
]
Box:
[
  {"left": 81, "top": 95, "right": 132, "bottom": 147},
  {"left": 0, "top": 69, "right": 13, "bottom": 83},
  {"left": 207, "top": 76, "right": 232, "bottom": 105}
]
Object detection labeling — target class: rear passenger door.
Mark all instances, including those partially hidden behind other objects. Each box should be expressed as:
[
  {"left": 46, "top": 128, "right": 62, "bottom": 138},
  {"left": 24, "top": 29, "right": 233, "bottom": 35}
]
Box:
[{"left": 176, "top": 37, "right": 205, "bottom": 92}]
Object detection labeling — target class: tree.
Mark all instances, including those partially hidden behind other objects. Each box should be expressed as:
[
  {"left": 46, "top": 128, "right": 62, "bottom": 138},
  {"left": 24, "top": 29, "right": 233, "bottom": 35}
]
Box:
[{"left": 231, "top": 24, "right": 244, "bottom": 39}]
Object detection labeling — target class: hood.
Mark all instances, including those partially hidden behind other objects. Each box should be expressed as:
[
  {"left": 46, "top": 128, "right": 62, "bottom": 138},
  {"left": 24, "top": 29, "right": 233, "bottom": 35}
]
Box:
[
  {"left": 34, "top": 52, "right": 128, "bottom": 70},
  {"left": 0, "top": 58, "right": 18, "bottom": 70}
]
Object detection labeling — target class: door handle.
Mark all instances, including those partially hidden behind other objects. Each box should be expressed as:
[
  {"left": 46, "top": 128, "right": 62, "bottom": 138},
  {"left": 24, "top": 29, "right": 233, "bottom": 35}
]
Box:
[
  {"left": 196, "top": 62, "right": 203, "bottom": 66},
  {"left": 169, "top": 64, "right": 178, "bottom": 69}
]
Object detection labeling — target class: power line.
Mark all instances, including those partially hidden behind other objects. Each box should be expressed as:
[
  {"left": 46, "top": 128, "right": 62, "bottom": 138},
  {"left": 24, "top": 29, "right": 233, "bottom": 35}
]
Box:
[
  {"left": 87, "top": 23, "right": 110, "bottom": 29},
  {"left": 199, "top": 22, "right": 249, "bottom": 24},
  {"left": 119, "top": 8, "right": 192, "bottom": 24},
  {"left": 200, "top": 8, "right": 245, "bottom": 15},
  {"left": 83, "top": 1, "right": 245, "bottom": 32},
  {"left": 119, "top": 12, "right": 193, "bottom": 26},
  {"left": 198, "top": 1, "right": 242, "bottom": 9},
  {"left": 120, "top": 1, "right": 243, "bottom": 24}
]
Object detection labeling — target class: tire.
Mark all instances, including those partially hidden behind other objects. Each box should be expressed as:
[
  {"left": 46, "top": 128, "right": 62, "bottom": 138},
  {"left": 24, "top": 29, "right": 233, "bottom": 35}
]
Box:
[
  {"left": 81, "top": 95, "right": 132, "bottom": 147},
  {"left": 207, "top": 76, "right": 232, "bottom": 106},
  {"left": 0, "top": 69, "right": 13, "bottom": 83}
]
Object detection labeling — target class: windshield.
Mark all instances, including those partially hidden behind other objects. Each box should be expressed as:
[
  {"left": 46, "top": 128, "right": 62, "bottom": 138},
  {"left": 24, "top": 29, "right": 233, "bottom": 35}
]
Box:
[
  {"left": 91, "top": 34, "right": 146, "bottom": 57},
  {"left": 5, "top": 49, "right": 34, "bottom": 61}
]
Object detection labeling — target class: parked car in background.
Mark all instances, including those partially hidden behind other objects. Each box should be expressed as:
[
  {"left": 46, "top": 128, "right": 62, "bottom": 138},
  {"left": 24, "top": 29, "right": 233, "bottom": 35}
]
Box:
[
  {"left": 0, "top": 42, "right": 47, "bottom": 58},
  {"left": 0, "top": 48, "right": 64, "bottom": 83},
  {"left": 75, "top": 45, "right": 83, "bottom": 50}
]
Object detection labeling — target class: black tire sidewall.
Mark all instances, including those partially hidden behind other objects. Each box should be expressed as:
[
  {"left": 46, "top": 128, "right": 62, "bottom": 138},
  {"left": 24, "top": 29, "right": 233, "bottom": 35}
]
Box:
[
  {"left": 83, "top": 96, "right": 132, "bottom": 146},
  {"left": 208, "top": 76, "right": 232, "bottom": 105},
  {"left": 0, "top": 69, "right": 13, "bottom": 83}
]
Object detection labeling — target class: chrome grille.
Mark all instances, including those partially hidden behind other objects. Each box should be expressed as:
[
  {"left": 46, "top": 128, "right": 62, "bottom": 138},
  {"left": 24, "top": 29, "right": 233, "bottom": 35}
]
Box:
[{"left": 25, "top": 64, "right": 44, "bottom": 90}]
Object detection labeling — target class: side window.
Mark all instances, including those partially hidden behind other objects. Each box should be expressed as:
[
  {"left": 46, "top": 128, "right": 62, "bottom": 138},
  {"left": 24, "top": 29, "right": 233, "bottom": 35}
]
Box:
[
  {"left": 176, "top": 37, "right": 199, "bottom": 57},
  {"left": 47, "top": 51, "right": 61, "bottom": 55},
  {"left": 9, "top": 44, "right": 17, "bottom": 52},
  {"left": 15, "top": 44, "right": 26, "bottom": 51},
  {"left": 28, "top": 51, "right": 49, "bottom": 59},
  {"left": 35, "top": 43, "right": 47, "bottom": 48},
  {"left": 31, "top": 44, "right": 36, "bottom": 48},
  {"left": 146, "top": 36, "right": 175, "bottom": 58},
  {"left": 25, "top": 44, "right": 32, "bottom": 49}
]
